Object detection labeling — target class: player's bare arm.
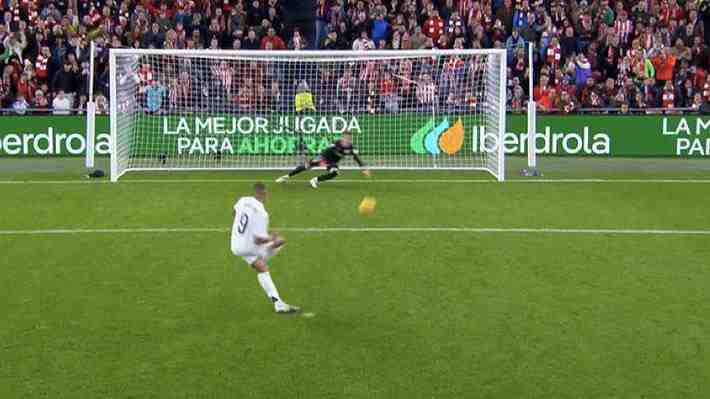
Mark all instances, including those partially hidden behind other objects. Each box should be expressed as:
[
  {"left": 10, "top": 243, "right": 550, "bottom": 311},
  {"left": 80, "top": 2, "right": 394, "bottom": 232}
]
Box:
[
  {"left": 253, "top": 235, "right": 271, "bottom": 245},
  {"left": 230, "top": 182, "right": 299, "bottom": 314}
]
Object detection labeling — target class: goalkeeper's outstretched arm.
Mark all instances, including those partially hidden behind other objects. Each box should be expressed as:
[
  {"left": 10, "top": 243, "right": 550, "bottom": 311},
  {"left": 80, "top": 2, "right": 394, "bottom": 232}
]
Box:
[
  {"left": 344, "top": 132, "right": 370, "bottom": 177},
  {"left": 353, "top": 151, "right": 370, "bottom": 176}
]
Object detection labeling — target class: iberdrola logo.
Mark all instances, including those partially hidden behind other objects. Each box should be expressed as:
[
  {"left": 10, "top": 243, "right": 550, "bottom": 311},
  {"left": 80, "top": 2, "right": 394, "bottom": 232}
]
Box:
[{"left": 410, "top": 118, "right": 465, "bottom": 155}]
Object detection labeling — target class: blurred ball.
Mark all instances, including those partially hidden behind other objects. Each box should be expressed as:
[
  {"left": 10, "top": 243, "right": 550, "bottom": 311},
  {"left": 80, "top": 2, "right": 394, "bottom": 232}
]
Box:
[{"left": 358, "top": 196, "right": 376, "bottom": 215}]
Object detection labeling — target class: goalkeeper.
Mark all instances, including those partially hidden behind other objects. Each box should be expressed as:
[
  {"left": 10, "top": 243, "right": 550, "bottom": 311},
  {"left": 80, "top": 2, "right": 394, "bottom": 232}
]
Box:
[{"left": 276, "top": 131, "right": 371, "bottom": 188}]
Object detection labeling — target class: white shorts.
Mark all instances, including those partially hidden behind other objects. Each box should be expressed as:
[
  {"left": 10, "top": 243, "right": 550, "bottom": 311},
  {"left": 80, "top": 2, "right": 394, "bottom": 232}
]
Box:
[{"left": 231, "top": 240, "right": 282, "bottom": 266}]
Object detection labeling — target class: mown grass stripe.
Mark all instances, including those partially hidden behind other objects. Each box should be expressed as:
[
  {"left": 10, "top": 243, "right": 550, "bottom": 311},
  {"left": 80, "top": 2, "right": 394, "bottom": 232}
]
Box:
[{"left": 1, "top": 227, "right": 709, "bottom": 235}]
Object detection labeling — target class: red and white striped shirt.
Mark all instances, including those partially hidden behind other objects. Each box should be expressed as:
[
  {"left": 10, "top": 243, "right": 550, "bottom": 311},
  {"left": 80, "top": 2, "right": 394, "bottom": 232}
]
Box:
[
  {"left": 359, "top": 61, "right": 379, "bottom": 82},
  {"left": 615, "top": 18, "right": 633, "bottom": 44},
  {"left": 457, "top": 0, "right": 471, "bottom": 19},
  {"left": 416, "top": 82, "right": 436, "bottom": 104},
  {"left": 213, "top": 66, "right": 233, "bottom": 94}
]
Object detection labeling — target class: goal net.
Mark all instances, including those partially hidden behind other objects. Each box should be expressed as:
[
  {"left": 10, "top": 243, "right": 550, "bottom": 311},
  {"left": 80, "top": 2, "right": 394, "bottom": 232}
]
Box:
[{"left": 109, "top": 49, "right": 506, "bottom": 181}]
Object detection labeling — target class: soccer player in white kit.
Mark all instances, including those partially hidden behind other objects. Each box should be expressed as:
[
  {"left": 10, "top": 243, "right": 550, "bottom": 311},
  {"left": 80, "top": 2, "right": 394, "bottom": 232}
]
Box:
[{"left": 231, "top": 182, "right": 300, "bottom": 313}]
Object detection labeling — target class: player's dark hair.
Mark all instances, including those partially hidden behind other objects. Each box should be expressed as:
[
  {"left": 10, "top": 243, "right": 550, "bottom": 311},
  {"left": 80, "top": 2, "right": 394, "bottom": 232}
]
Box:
[{"left": 254, "top": 182, "right": 266, "bottom": 194}]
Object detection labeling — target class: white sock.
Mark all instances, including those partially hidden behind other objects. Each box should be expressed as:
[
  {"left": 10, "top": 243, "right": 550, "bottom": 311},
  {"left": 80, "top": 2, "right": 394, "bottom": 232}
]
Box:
[{"left": 257, "top": 272, "right": 282, "bottom": 304}]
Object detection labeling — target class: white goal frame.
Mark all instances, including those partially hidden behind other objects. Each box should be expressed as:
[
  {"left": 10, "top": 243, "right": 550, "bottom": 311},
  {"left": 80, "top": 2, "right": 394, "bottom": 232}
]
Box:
[{"left": 109, "top": 49, "right": 507, "bottom": 181}]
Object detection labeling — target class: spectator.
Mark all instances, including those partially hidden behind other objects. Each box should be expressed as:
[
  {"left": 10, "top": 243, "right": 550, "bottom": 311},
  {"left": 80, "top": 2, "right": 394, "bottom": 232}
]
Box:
[
  {"left": 336, "top": 68, "right": 355, "bottom": 113},
  {"left": 653, "top": 48, "right": 677, "bottom": 88},
  {"left": 352, "top": 30, "right": 374, "bottom": 51},
  {"left": 679, "top": 79, "right": 695, "bottom": 108},
  {"left": 295, "top": 80, "right": 315, "bottom": 112},
  {"left": 315, "top": 2, "right": 330, "bottom": 47},
  {"left": 0, "top": 0, "right": 703, "bottom": 116},
  {"left": 534, "top": 74, "right": 553, "bottom": 110},
  {"left": 579, "top": 76, "right": 596, "bottom": 105},
  {"left": 13, "top": 95, "right": 29, "bottom": 114},
  {"left": 691, "top": 93, "right": 710, "bottom": 113},
  {"left": 512, "top": 0, "right": 530, "bottom": 30},
  {"left": 315, "top": 67, "right": 336, "bottom": 111},
  {"left": 335, "top": 21, "right": 352, "bottom": 49},
  {"left": 261, "top": 27, "right": 286, "bottom": 50},
  {"left": 243, "top": 29, "right": 260, "bottom": 49},
  {"left": 371, "top": 12, "right": 389, "bottom": 45},
  {"left": 447, "top": 11, "right": 465, "bottom": 37},
  {"left": 619, "top": 101, "right": 630, "bottom": 114},
  {"left": 505, "top": 28, "right": 526, "bottom": 60},
  {"left": 614, "top": 10, "right": 633, "bottom": 46},
  {"left": 230, "top": 4, "right": 247, "bottom": 34},
  {"left": 366, "top": 81, "right": 378, "bottom": 113},
  {"left": 32, "top": 89, "right": 50, "bottom": 112},
  {"left": 34, "top": 46, "right": 51, "bottom": 81},
  {"left": 52, "top": 61, "right": 79, "bottom": 97},
  {"left": 246, "top": 0, "right": 265, "bottom": 27},
  {"left": 560, "top": 27, "right": 577, "bottom": 64},
  {"left": 16, "top": 71, "right": 34, "bottom": 101},
  {"left": 95, "top": 94, "right": 109, "bottom": 114},
  {"left": 1, "top": 66, "right": 13, "bottom": 108},
  {"left": 145, "top": 80, "right": 167, "bottom": 113},
  {"left": 703, "top": 74, "right": 710, "bottom": 103},
  {"left": 642, "top": 78, "right": 660, "bottom": 107},
  {"left": 410, "top": 26, "right": 427, "bottom": 49},
  {"left": 142, "top": 22, "right": 166, "bottom": 48},
  {"left": 495, "top": 0, "right": 514, "bottom": 33},
  {"left": 322, "top": 30, "right": 338, "bottom": 50},
  {"left": 584, "top": 89, "right": 604, "bottom": 109},
  {"left": 52, "top": 90, "right": 73, "bottom": 114},
  {"left": 662, "top": 81, "right": 676, "bottom": 110},
  {"left": 423, "top": 9, "right": 444, "bottom": 42},
  {"left": 574, "top": 54, "right": 592, "bottom": 89},
  {"left": 1, "top": 32, "right": 27, "bottom": 63},
  {"left": 601, "top": 78, "right": 617, "bottom": 105},
  {"left": 416, "top": 73, "right": 436, "bottom": 110},
  {"left": 560, "top": 91, "right": 577, "bottom": 113},
  {"left": 510, "top": 84, "right": 525, "bottom": 112},
  {"left": 380, "top": 71, "right": 398, "bottom": 112},
  {"left": 237, "top": 78, "right": 255, "bottom": 111}
]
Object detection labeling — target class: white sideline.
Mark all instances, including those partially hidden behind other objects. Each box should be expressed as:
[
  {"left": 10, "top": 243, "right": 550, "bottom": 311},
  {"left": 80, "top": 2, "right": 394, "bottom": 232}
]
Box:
[
  {"left": 1, "top": 227, "right": 709, "bottom": 235},
  {"left": 1, "top": 179, "right": 710, "bottom": 184}
]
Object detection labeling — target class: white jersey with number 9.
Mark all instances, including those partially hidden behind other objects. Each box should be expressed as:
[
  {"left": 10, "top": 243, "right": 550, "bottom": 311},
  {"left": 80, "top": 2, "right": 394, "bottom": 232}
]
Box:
[{"left": 231, "top": 196, "right": 269, "bottom": 256}]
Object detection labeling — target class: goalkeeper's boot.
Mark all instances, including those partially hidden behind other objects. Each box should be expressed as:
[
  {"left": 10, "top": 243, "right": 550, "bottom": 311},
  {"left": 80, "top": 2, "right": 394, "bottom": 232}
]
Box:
[
  {"left": 309, "top": 177, "right": 319, "bottom": 188},
  {"left": 275, "top": 302, "right": 301, "bottom": 314},
  {"left": 276, "top": 175, "right": 289, "bottom": 183}
]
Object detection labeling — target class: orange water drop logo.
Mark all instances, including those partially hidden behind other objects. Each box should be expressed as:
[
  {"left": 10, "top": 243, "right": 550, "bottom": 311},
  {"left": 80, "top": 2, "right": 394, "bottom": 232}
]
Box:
[{"left": 439, "top": 119, "right": 464, "bottom": 155}]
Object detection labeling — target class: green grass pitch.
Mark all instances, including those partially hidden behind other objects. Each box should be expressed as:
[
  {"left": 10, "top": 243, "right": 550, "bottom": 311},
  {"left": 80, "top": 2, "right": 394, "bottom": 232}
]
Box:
[{"left": 1, "top": 157, "right": 710, "bottom": 398}]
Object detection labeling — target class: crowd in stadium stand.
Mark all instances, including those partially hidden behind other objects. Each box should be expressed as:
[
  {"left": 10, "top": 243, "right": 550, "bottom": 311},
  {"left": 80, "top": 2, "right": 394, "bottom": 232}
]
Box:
[{"left": 1, "top": 0, "right": 710, "bottom": 114}]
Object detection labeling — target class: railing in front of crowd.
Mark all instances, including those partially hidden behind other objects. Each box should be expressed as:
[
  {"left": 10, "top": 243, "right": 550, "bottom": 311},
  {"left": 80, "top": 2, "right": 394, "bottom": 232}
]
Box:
[
  {"left": 0, "top": 108, "right": 94, "bottom": 115},
  {"left": 0, "top": 107, "right": 707, "bottom": 115},
  {"left": 509, "top": 107, "right": 705, "bottom": 114}
]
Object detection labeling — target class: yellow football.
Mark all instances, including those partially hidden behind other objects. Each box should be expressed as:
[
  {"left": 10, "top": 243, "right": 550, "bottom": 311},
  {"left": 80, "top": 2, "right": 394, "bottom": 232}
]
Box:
[{"left": 358, "top": 196, "right": 377, "bottom": 215}]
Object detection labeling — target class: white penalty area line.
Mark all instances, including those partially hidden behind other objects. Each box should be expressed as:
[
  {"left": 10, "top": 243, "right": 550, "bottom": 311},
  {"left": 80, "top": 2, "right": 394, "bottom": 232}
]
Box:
[
  {"left": 1, "top": 178, "right": 710, "bottom": 184},
  {"left": 1, "top": 227, "right": 709, "bottom": 236}
]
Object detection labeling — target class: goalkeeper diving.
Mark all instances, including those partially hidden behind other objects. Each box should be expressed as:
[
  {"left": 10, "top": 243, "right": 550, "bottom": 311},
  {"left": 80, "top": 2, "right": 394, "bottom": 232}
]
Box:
[{"left": 276, "top": 131, "right": 371, "bottom": 188}]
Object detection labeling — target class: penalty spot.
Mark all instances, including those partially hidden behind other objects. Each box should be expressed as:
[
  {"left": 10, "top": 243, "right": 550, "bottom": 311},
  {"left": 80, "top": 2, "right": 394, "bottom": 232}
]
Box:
[{"left": 302, "top": 312, "right": 316, "bottom": 318}]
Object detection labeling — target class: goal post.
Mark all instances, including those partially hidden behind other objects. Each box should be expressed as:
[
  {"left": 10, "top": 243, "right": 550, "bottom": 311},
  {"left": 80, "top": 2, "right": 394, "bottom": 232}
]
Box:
[{"left": 109, "top": 49, "right": 507, "bottom": 182}]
